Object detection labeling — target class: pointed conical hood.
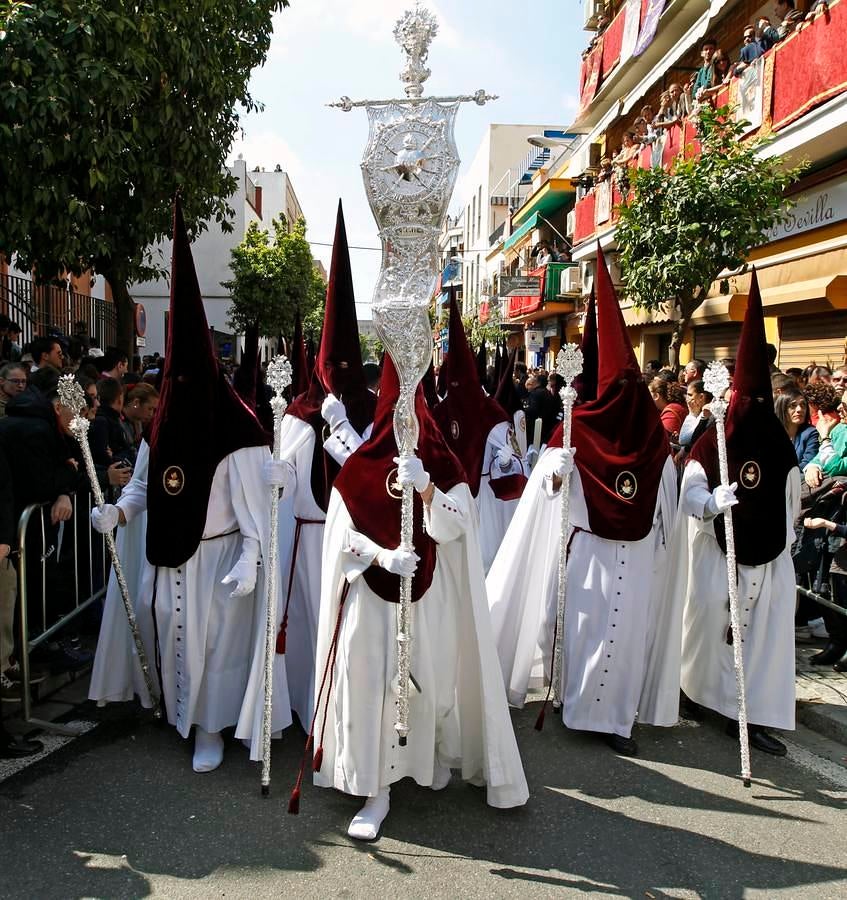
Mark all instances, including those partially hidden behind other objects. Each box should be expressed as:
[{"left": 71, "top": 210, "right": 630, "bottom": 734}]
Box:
[
  {"left": 595, "top": 245, "right": 640, "bottom": 394},
  {"left": 335, "top": 354, "right": 465, "bottom": 603},
  {"left": 233, "top": 322, "right": 260, "bottom": 411},
  {"left": 315, "top": 200, "right": 368, "bottom": 407},
  {"left": 495, "top": 345, "right": 522, "bottom": 417},
  {"left": 285, "top": 201, "right": 377, "bottom": 512},
  {"left": 476, "top": 339, "right": 488, "bottom": 388},
  {"left": 492, "top": 342, "right": 504, "bottom": 388},
  {"left": 422, "top": 360, "right": 439, "bottom": 408},
  {"left": 576, "top": 290, "right": 598, "bottom": 402},
  {"left": 689, "top": 267, "right": 797, "bottom": 565},
  {"left": 432, "top": 288, "right": 509, "bottom": 496},
  {"left": 146, "top": 197, "right": 269, "bottom": 567},
  {"left": 291, "top": 310, "right": 310, "bottom": 397},
  {"left": 548, "top": 244, "right": 669, "bottom": 541}
]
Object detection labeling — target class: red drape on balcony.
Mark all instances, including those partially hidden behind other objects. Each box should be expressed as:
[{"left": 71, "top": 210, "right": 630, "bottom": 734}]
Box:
[
  {"left": 579, "top": 43, "right": 604, "bottom": 115},
  {"left": 771, "top": 0, "right": 847, "bottom": 131},
  {"left": 661, "top": 123, "right": 682, "bottom": 167},
  {"left": 601, "top": 5, "right": 627, "bottom": 76},
  {"left": 574, "top": 192, "right": 597, "bottom": 244}
]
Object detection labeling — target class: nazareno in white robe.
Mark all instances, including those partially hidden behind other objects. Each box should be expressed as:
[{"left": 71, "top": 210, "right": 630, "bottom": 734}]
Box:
[
  {"left": 669, "top": 461, "right": 801, "bottom": 729},
  {"left": 487, "top": 449, "right": 681, "bottom": 737},
  {"left": 89, "top": 441, "right": 292, "bottom": 760},
  {"left": 275, "top": 413, "right": 370, "bottom": 726},
  {"left": 313, "top": 481, "right": 529, "bottom": 808},
  {"left": 477, "top": 421, "right": 530, "bottom": 573}
]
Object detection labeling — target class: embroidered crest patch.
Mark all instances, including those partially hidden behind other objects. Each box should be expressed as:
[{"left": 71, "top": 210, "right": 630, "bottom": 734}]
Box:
[
  {"left": 163, "top": 465, "right": 185, "bottom": 496},
  {"left": 615, "top": 471, "right": 638, "bottom": 500}
]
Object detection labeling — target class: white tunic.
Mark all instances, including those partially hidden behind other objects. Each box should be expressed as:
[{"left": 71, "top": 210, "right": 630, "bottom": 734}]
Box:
[
  {"left": 673, "top": 462, "right": 801, "bottom": 729},
  {"left": 477, "top": 421, "right": 530, "bottom": 573},
  {"left": 89, "top": 442, "right": 292, "bottom": 760},
  {"left": 276, "top": 414, "right": 369, "bottom": 726},
  {"left": 314, "top": 483, "right": 528, "bottom": 808},
  {"left": 487, "top": 450, "right": 681, "bottom": 736}
]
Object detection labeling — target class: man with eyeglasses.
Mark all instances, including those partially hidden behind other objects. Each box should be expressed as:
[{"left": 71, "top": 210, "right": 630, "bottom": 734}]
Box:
[{"left": 0, "top": 363, "right": 27, "bottom": 418}]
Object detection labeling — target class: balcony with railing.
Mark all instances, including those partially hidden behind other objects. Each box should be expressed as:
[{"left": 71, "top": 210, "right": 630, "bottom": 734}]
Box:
[
  {"left": 502, "top": 263, "right": 577, "bottom": 322},
  {"left": 0, "top": 273, "right": 116, "bottom": 349},
  {"left": 572, "top": 5, "right": 847, "bottom": 247}
]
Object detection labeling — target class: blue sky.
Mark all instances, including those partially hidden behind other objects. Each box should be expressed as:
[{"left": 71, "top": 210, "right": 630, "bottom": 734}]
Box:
[{"left": 227, "top": 0, "right": 586, "bottom": 317}]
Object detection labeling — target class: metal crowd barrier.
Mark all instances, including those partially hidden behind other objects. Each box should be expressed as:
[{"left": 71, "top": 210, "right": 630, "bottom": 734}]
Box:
[
  {"left": 14, "top": 492, "right": 108, "bottom": 734},
  {"left": 796, "top": 583, "right": 847, "bottom": 618}
]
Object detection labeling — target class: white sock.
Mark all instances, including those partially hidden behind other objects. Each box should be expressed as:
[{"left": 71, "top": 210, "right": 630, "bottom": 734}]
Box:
[
  {"left": 431, "top": 764, "right": 452, "bottom": 791},
  {"left": 192, "top": 728, "right": 224, "bottom": 773},
  {"left": 348, "top": 787, "right": 390, "bottom": 841}
]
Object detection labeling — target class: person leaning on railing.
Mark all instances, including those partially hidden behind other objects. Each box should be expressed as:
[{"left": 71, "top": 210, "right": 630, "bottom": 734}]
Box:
[
  {"left": 801, "top": 512, "right": 847, "bottom": 671},
  {"left": 803, "top": 386, "right": 847, "bottom": 489}
]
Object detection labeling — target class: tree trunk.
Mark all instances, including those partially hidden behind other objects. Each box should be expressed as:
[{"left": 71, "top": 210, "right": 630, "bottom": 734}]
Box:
[{"left": 103, "top": 267, "right": 136, "bottom": 362}]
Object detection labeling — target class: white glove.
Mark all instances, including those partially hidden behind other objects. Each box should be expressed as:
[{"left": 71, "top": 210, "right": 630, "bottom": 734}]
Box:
[
  {"left": 542, "top": 447, "right": 576, "bottom": 479},
  {"left": 497, "top": 444, "right": 514, "bottom": 468},
  {"left": 264, "top": 458, "right": 292, "bottom": 489},
  {"left": 394, "top": 455, "right": 430, "bottom": 493},
  {"left": 321, "top": 393, "right": 348, "bottom": 431},
  {"left": 91, "top": 504, "right": 120, "bottom": 534},
  {"left": 221, "top": 543, "right": 259, "bottom": 598},
  {"left": 706, "top": 482, "right": 738, "bottom": 516},
  {"left": 376, "top": 547, "right": 420, "bottom": 577}
]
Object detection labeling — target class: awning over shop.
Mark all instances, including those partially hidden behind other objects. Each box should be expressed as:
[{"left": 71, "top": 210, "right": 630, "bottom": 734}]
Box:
[
  {"left": 512, "top": 179, "right": 575, "bottom": 229},
  {"left": 503, "top": 212, "right": 541, "bottom": 253}
]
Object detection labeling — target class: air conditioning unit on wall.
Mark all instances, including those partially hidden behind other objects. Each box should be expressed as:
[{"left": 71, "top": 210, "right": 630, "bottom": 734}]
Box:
[
  {"left": 580, "top": 260, "right": 594, "bottom": 294},
  {"left": 560, "top": 266, "right": 581, "bottom": 295},
  {"left": 566, "top": 210, "right": 576, "bottom": 238}
]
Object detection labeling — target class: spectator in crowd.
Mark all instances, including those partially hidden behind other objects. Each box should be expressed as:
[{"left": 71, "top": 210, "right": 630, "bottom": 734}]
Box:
[
  {"left": 774, "top": 0, "right": 804, "bottom": 37},
  {"left": 775, "top": 389, "right": 819, "bottom": 469},
  {"left": 122, "top": 383, "right": 159, "bottom": 448},
  {"left": 766, "top": 342, "right": 779, "bottom": 373},
  {"left": 596, "top": 156, "right": 613, "bottom": 182},
  {"left": 643, "top": 359, "right": 662, "bottom": 379},
  {"left": 675, "top": 379, "right": 714, "bottom": 465},
  {"left": 698, "top": 50, "right": 733, "bottom": 102},
  {"left": 693, "top": 38, "right": 718, "bottom": 97},
  {"left": 90, "top": 377, "right": 134, "bottom": 469},
  {"left": 0, "top": 363, "right": 28, "bottom": 417},
  {"left": 29, "top": 336, "right": 64, "bottom": 372},
  {"left": 524, "top": 372, "right": 558, "bottom": 444},
  {"left": 785, "top": 366, "right": 804, "bottom": 385},
  {"left": 535, "top": 242, "right": 553, "bottom": 266},
  {"left": 801, "top": 511, "right": 847, "bottom": 671},
  {"left": 804, "top": 381, "right": 840, "bottom": 429},
  {"left": 7, "top": 323, "right": 22, "bottom": 362},
  {"left": 757, "top": 16, "right": 779, "bottom": 51},
  {"left": 831, "top": 366, "right": 847, "bottom": 390},
  {"left": 650, "top": 376, "right": 687, "bottom": 443},
  {"left": 804, "top": 1, "right": 830, "bottom": 24},
  {"left": 633, "top": 116, "right": 653, "bottom": 146},
  {"left": 682, "top": 358, "right": 706, "bottom": 384},
  {"left": 803, "top": 387, "right": 847, "bottom": 488},
  {"left": 668, "top": 82, "right": 691, "bottom": 119},
  {"left": 805, "top": 364, "right": 832, "bottom": 385},
  {"left": 653, "top": 91, "right": 674, "bottom": 129},
  {"left": 99, "top": 348, "right": 128, "bottom": 381},
  {"left": 772, "top": 372, "right": 797, "bottom": 397},
  {"left": 734, "top": 24, "right": 764, "bottom": 74}
]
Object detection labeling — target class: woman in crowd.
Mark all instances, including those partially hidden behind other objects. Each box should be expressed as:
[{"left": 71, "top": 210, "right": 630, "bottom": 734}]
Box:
[
  {"left": 675, "top": 379, "right": 713, "bottom": 464},
  {"left": 804, "top": 381, "right": 840, "bottom": 428},
  {"left": 775, "top": 389, "right": 819, "bottom": 469},
  {"left": 698, "top": 50, "right": 733, "bottom": 103},
  {"left": 650, "top": 377, "right": 687, "bottom": 445}
]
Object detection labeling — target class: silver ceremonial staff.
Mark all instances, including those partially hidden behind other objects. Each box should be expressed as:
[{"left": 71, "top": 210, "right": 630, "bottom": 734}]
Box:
[
  {"left": 552, "top": 345, "right": 583, "bottom": 710},
  {"left": 331, "top": 5, "right": 496, "bottom": 745},
  {"left": 56, "top": 375, "right": 160, "bottom": 717},
  {"left": 703, "top": 361, "right": 751, "bottom": 787},
  {"left": 261, "top": 354, "right": 292, "bottom": 796}
]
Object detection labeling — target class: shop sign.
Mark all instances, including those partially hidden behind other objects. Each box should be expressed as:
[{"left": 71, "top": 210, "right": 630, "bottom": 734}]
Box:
[
  {"left": 542, "top": 318, "right": 560, "bottom": 338},
  {"left": 766, "top": 176, "right": 847, "bottom": 243},
  {"left": 501, "top": 275, "right": 542, "bottom": 297},
  {"left": 526, "top": 329, "right": 544, "bottom": 352}
]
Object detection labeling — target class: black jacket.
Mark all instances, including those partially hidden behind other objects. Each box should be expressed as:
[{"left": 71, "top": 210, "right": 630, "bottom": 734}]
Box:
[
  {"left": 90, "top": 405, "right": 135, "bottom": 467},
  {"left": 0, "top": 388, "right": 82, "bottom": 524}
]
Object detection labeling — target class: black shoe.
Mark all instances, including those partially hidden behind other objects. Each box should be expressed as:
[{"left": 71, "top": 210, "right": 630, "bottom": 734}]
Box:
[
  {"left": 679, "top": 692, "right": 703, "bottom": 721},
  {"left": 37, "top": 641, "right": 93, "bottom": 675},
  {"left": 0, "top": 735, "right": 44, "bottom": 759},
  {"left": 833, "top": 651, "right": 847, "bottom": 673},
  {"left": 749, "top": 727, "right": 787, "bottom": 757},
  {"left": 726, "top": 720, "right": 787, "bottom": 757},
  {"left": 604, "top": 733, "right": 638, "bottom": 756},
  {"left": 810, "top": 643, "right": 847, "bottom": 666}
]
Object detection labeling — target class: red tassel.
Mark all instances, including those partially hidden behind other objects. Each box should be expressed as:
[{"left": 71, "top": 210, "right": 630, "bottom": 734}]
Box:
[
  {"left": 287, "top": 785, "right": 301, "bottom": 815},
  {"left": 534, "top": 704, "right": 547, "bottom": 731},
  {"left": 305, "top": 733, "right": 313, "bottom": 751},
  {"left": 312, "top": 747, "right": 324, "bottom": 772},
  {"left": 275, "top": 617, "right": 288, "bottom": 655}
]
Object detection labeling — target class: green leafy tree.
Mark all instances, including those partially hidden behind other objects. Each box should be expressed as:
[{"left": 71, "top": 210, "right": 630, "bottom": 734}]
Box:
[
  {"left": 615, "top": 105, "right": 805, "bottom": 369},
  {"left": 224, "top": 218, "right": 325, "bottom": 338},
  {"left": 0, "top": 0, "right": 288, "bottom": 355},
  {"left": 462, "top": 303, "right": 504, "bottom": 353}
]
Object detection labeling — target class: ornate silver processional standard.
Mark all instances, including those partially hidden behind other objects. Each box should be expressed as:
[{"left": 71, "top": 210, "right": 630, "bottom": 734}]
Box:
[{"left": 330, "top": 4, "right": 496, "bottom": 745}]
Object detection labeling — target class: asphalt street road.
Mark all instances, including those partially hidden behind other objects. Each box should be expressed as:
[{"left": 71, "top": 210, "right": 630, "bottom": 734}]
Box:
[{"left": 2, "top": 699, "right": 847, "bottom": 900}]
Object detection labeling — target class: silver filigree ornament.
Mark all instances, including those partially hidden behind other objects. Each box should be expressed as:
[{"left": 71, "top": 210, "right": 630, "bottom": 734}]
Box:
[
  {"left": 56, "top": 375, "right": 160, "bottom": 717},
  {"left": 330, "top": 5, "right": 496, "bottom": 746},
  {"left": 551, "top": 345, "right": 583, "bottom": 709},
  {"left": 261, "top": 354, "right": 292, "bottom": 795}
]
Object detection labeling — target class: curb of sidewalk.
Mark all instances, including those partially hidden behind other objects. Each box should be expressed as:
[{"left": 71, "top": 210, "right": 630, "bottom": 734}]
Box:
[{"left": 795, "top": 644, "right": 847, "bottom": 746}]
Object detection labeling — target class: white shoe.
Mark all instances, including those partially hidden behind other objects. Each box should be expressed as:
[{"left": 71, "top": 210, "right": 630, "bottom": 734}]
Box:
[
  {"left": 809, "top": 617, "right": 829, "bottom": 639},
  {"left": 795, "top": 624, "right": 814, "bottom": 642},
  {"left": 192, "top": 728, "right": 224, "bottom": 773},
  {"left": 430, "top": 764, "right": 452, "bottom": 791},
  {"left": 348, "top": 787, "right": 390, "bottom": 841}
]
